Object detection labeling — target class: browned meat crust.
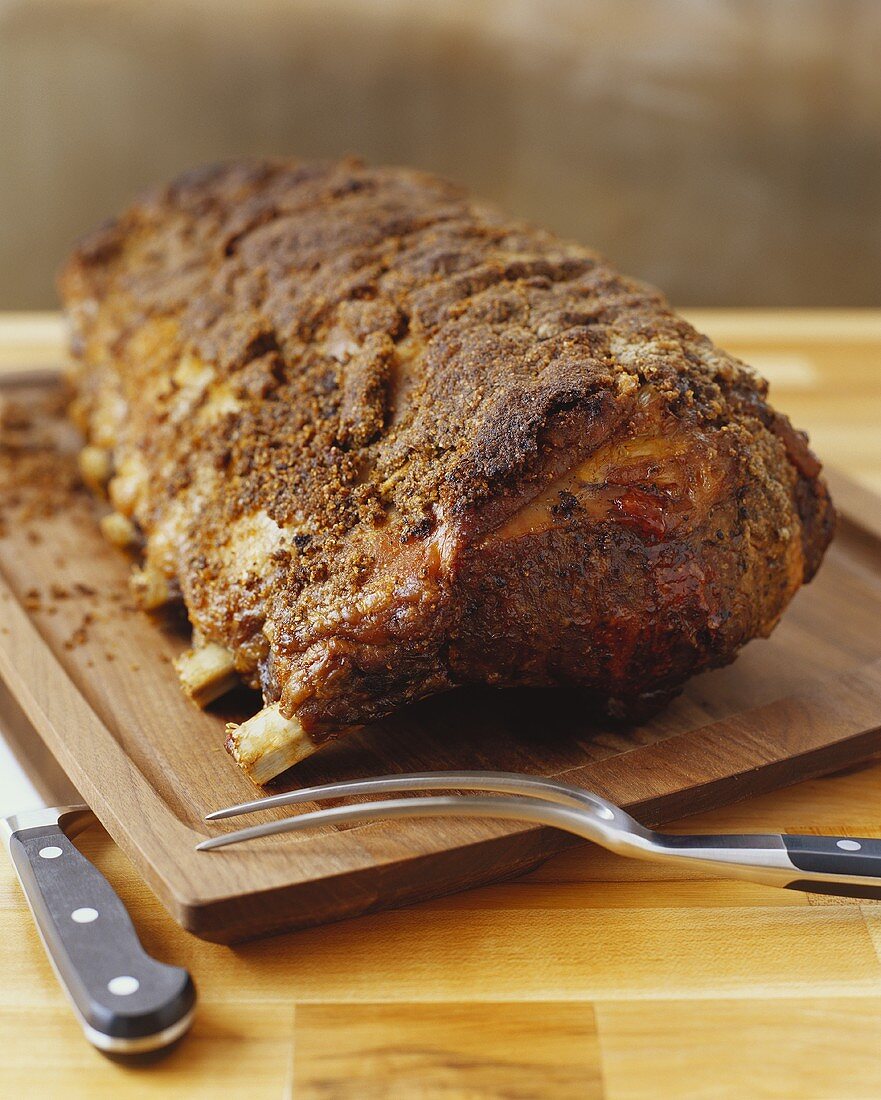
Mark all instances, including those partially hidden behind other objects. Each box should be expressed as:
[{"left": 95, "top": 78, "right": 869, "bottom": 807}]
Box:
[{"left": 58, "top": 157, "right": 834, "bottom": 774}]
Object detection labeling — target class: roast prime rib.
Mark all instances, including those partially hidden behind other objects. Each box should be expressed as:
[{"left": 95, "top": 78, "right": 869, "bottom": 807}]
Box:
[{"left": 59, "top": 159, "right": 834, "bottom": 783}]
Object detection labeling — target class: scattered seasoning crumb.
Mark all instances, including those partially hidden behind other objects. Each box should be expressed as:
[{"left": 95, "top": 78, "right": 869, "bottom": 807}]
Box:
[
  {"left": 0, "top": 388, "right": 83, "bottom": 533},
  {"left": 63, "top": 627, "right": 87, "bottom": 650},
  {"left": 62, "top": 610, "right": 94, "bottom": 650},
  {"left": 3, "top": 387, "right": 185, "bottom": 680},
  {"left": 23, "top": 587, "right": 42, "bottom": 611}
]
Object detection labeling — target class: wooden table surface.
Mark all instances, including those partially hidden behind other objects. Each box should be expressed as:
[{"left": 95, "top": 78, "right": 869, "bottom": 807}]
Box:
[{"left": 2, "top": 310, "right": 881, "bottom": 1099}]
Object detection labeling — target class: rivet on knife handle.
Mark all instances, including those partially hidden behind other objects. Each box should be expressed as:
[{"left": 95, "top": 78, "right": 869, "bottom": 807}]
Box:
[{"left": 6, "top": 818, "right": 196, "bottom": 1053}]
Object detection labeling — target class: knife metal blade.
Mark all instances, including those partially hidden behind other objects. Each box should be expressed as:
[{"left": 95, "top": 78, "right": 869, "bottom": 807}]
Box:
[{"left": 0, "top": 678, "right": 196, "bottom": 1054}]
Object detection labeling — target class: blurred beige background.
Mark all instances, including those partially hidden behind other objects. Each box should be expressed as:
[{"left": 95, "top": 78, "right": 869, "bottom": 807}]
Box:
[{"left": 1, "top": 0, "right": 879, "bottom": 308}]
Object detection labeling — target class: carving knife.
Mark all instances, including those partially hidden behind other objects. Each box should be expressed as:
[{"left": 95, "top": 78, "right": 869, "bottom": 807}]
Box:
[{"left": 0, "top": 679, "right": 196, "bottom": 1054}]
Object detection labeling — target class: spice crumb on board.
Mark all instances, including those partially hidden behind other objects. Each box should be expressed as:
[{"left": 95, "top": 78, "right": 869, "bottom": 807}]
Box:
[
  {"left": 62, "top": 611, "right": 95, "bottom": 650},
  {"left": 63, "top": 628, "right": 86, "bottom": 651},
  {"left": 0, "top": 387, "right": 84, "bottom": 533},
  {"left": 1, "top": 384, "right": 163, "bottom": 678}
]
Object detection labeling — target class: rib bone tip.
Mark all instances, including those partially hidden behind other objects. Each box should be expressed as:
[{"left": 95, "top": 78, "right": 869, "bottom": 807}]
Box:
[
  {"left": 78, "top": 445, "right": 111, "bottom": 491},
  {"left": 130, "top": 565, "right": 174, "bottom": 611},
  {"left": 175, "top": 642, "right": 238, "bottom": 707},
  {"left": 226, "top": 703, "right": 320, "bottom": 785},
  {"left": 99, "top": 511, "right": 139, "bottom": 550}
]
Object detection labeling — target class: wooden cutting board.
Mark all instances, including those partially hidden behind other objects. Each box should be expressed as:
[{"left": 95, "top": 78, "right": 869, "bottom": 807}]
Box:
[{"left": 3, "top": 372, "right": 881, "bottom": 943}]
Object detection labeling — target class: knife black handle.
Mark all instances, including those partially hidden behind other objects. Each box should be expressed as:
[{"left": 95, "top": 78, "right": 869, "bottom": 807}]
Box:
[
  {"left": 8, "top": 823, "right": 195, "bottom": 1053},
  {"left": 783, "top": 834, "right": 881, "bottom": 900}
]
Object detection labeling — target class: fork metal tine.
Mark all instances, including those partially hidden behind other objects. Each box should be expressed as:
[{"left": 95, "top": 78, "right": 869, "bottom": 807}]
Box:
[
  {"left": 196, "top": 794, "right": 612, "bottom": 851},
  {"left": 205, "top": 770, "right": 617, "bottom": 821}
]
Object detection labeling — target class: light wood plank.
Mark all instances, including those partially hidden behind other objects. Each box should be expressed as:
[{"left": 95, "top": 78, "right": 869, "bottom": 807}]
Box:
[
  {"left": 293, "top": 1003, "right": 603, "bottom": 1099},
  {"left": 859, "top": 911, "right": 881, "bottom": 967},
  {"left": 414, "top": 875, "right": 810, "bottom": 910},
  {"left": 8, "top": 898, "right": 877, "bottom": 1008},
  {"left": 683, "top": 308, "right": 881, "bottom": 343},
  {"left": 0, "top": 312, "right": 66, "bottom": 371},
  {"left": 597, "top": 997, "right": 881, "bottom": 1100}
]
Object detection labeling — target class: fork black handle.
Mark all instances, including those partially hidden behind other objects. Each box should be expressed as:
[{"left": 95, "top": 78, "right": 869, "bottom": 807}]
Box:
[
  {"left": 8, "top": 823, "right": 196, "bottom": 1052},
  {"left": 782, "top": 834, "right": 881, "bottom": 900}
]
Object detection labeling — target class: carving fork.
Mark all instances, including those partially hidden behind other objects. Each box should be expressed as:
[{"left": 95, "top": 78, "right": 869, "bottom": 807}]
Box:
[{"left": 199, "top": 770, "right": 881, "bottom": 900}]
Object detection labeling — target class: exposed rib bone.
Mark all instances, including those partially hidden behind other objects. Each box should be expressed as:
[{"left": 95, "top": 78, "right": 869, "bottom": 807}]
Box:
[
  {"left": 108, "top": 471, "right": 141, "bottom": 513},
  {"left": 78, "top": 445, "right": 111, "bottom": 491},
  {"left": 130, "top": 565, "right": 174, "bottom": 611},
  {"left": 99, "top": 511, "right": 139, "bottom": 549},
  {"left": 226, "top": 703, "right": 321, "bottom": 784},
  {"left": 175, "top": 643, "right": 238, "bottom": 707}
]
